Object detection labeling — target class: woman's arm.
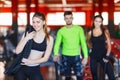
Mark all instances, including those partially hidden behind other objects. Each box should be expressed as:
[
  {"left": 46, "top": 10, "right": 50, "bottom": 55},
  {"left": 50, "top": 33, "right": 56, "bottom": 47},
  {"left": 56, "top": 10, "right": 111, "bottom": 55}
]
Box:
[
  {"left": 87, "top": 31, "right": 92, "bottom": 48},
  {"left": 37, "top": 36, "right": 54, "bottom": 63},
  {"left": 105, "top": 29, "right": 111, "bottom": 56},
  {"left": 15, "top": 31, "right": 35, "bottom": 54}
]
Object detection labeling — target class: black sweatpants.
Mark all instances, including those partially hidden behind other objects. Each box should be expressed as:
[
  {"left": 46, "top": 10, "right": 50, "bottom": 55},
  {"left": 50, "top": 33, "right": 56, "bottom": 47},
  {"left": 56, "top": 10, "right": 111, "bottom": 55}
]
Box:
[
  {"left": 90, "top": 58, "right": 115, "bottom": 80},
  {"left": 14, "top": 65, "right": 43, "bottom": 80}
]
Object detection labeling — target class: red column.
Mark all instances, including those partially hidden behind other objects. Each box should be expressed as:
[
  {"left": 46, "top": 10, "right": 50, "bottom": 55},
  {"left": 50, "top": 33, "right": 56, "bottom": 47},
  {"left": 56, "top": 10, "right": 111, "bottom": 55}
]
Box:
[
  {"left": 108, "top": 0, "right": 116, "bottom": 38},
  {"left": 26, "top": 0, "right": 31, "bottom": 25},
  {"left": 35, "top": 0, "right": 39, "bottom": 12},
  {"left": 92, "top": 0, "right": 96, "bottom": 16},
  {"left": 108, "top": 0, "right": 114, "bottom": 21},
  {"left": 11, "top": 0, "right": 18, "bottom": 46},
  {"left": 98, "top": 0, "right": 103, "bottom": 15},
  {"left": 86, "top": 11, "right": 93, "bottom": 28},
  {"left": 12, "top": 0, "right": 18, "bottom": 21}
]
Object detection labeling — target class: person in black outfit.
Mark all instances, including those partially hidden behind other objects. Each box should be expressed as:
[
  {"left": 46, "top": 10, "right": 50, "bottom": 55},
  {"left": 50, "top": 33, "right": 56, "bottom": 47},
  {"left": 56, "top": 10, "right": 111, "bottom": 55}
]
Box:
[
  {"left": 14, "top": 12, "right": 53, "bottom": 80},
  {"left": 87, "top": 15, "right": 115, "bottom": 80}
]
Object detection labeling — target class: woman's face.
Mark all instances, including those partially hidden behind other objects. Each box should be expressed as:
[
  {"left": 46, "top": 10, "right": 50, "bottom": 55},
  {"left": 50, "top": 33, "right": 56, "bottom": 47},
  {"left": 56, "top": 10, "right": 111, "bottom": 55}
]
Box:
[
  {"left": 94, "top": 17, "right": 103, "bottom": 28},
  {"left": 32, "top": 17, "right": 45, "bottom": 31}
]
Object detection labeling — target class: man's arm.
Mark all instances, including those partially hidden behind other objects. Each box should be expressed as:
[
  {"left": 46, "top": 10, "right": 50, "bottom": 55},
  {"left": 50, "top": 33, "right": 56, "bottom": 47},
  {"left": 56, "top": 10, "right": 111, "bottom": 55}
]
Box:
[
  {"left": 79, "top": 27, "right": 88, "bottom": 66},
  {"left": 53, "top": 30, "right": 62, "bottom": 56},
  {"left": 79, "top": 28, "right": 88, "bottom": 58}
]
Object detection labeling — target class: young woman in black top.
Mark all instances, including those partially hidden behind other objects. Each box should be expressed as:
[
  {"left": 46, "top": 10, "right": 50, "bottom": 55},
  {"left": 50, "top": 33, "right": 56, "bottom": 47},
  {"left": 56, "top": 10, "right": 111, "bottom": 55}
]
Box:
[{"left": 87, "top": 15, "right": 115, "bottom": 80}]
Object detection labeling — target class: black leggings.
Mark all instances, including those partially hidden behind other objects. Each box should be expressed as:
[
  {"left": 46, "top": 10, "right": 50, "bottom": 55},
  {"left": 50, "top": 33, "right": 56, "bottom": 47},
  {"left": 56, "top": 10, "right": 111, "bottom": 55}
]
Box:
[
  {"left": 65, "top": 76, "right": 83, "bottom": 80},
  {"left": 90, "top": 58, "right": 115, "bottom": 80},
  {"left": 14, "top": 65, "right": 43, "bottom": 80}
]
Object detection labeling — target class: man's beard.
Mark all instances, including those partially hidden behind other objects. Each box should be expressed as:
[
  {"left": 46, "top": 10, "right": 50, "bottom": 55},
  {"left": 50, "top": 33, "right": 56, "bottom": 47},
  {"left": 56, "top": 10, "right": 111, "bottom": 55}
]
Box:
[{"left": 66, "top": 22, "right": 72, "bottom": 25}]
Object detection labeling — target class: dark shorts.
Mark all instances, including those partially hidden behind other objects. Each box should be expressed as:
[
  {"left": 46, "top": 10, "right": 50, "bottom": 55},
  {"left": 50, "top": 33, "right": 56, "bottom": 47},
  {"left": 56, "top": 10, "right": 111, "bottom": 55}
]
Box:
[{"left": 60, "top": 55, "right": 83, "bottom": 76}]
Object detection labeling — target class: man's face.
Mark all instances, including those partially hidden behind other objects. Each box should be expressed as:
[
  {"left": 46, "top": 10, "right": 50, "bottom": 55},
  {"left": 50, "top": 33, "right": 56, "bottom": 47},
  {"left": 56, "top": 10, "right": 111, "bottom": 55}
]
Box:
[{"left": 64, "top": 14, "right": 73, "bottom": 25}]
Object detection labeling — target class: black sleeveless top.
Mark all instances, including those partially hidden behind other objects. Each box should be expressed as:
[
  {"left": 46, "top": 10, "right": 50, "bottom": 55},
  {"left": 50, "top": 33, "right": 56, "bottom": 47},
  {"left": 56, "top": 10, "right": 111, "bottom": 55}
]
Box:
[
  {"left": 90, "top": 32, "right": 107, "bottom": 60},
  {"left": 31, "top": 37, "right": 47, "bottom": 52}
]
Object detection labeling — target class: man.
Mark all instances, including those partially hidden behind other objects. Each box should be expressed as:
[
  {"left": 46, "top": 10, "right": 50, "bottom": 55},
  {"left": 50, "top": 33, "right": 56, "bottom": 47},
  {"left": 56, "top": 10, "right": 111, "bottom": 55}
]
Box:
[{"left": 53, "top": 11, "right": 88, "bottom": 80}]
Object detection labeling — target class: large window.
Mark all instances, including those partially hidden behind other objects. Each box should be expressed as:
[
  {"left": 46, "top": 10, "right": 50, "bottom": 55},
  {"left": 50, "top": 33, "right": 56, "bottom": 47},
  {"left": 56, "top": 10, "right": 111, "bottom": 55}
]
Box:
[
  {"left": 0, "top": 13, "right": 12, "bottom": 25},
  {"left": 114, "top": 12, "right": 120, "bottom": 25},
  {"left": 47, "top": 12, "right": 85, "bottom": 25},
  {"left": 47, "top": 12, "right": 65, "bottom": 25},
  {"left": 73, "top": 12, "right": 85, "bottom": 25},
  {"left": 30, "top": 12, "right": 34, "bottom": 25},
  {"left": 102, "top": 12, "right": 108, "bottom": 25},
  {"left": 18, "top": 13, "right": 27, "bottom": 25}
]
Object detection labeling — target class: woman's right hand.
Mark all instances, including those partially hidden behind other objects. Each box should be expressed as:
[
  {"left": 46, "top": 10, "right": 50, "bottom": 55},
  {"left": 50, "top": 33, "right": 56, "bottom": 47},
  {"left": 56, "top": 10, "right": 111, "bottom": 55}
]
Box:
[
  {"left": 103, "top": 56, "right": 109, "bottom": 63},
  {"left": 25, "top": 31, "right": 35, "bottom": 41}
]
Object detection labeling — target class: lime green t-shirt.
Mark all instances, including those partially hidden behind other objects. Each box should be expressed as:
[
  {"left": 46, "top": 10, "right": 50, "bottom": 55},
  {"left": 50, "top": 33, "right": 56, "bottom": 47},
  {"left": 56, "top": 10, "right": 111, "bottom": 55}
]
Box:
[{"left": 54, "top": 25, "right": 88, "bottom": 58}]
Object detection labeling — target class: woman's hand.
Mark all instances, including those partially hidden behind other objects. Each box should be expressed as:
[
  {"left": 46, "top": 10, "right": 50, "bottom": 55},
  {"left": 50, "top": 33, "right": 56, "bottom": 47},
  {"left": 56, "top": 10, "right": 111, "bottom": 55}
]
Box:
[
  {"left": 21, "top": 58, "right": 32, "bottom": 65},
  {"left": 25, "top": 31, "right": 35, "bottom": 41},
  {"left": 103, "top": 56, "right": 109, "bottom": 63}
]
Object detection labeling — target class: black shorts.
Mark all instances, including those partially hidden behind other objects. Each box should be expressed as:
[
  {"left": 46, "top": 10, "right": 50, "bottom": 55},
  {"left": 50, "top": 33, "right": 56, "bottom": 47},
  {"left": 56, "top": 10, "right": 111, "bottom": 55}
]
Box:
[{"left": 60, "top": 55, "right": 83, "bottom": 76}]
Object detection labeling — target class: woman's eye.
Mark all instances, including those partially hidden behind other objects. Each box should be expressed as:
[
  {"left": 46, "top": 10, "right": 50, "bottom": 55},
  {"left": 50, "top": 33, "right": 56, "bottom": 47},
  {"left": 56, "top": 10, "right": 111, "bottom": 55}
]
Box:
[{"left": 37, "top": 21, "right": 40, "bottom": 23}]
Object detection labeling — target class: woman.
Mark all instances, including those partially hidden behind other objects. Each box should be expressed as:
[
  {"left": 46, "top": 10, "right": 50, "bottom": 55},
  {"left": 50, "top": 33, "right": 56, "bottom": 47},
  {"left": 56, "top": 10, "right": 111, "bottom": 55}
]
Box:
[
  {"left": 87, "top": 15, "right": 115, "bottom": 80},
  {"left": 14, "top": 12, "right": 53, "bottom": 80}
]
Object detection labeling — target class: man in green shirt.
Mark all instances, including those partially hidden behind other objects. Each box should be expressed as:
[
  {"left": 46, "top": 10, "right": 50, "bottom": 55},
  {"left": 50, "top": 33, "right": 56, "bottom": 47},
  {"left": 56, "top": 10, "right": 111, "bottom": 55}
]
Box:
[{"left": 53, "top": 11, "right": 88, "bottom": 80}]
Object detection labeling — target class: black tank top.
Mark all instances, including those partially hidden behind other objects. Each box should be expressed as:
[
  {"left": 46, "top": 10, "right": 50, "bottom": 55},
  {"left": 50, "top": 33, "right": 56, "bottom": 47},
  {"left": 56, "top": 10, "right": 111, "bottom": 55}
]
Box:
[
  {"left": 31, "top": 37, "right": 47, "bottom": 51},
  {"left": 90, "top": 32, "right": 107, "bottom": 60}
]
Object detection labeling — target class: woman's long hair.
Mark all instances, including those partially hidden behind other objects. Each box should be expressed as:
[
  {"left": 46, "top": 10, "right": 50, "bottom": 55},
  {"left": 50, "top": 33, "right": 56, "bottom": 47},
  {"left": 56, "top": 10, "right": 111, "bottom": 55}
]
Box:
[{"left": 32, "top": 12, "right": 49, "bottom": 40}]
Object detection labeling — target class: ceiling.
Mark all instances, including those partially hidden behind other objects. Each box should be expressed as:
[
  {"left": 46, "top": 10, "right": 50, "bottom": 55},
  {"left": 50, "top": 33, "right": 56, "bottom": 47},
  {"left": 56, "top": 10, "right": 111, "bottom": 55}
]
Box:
[
  {"left": 0, "top": 0, "right": 120, "bottom": 10},
  {"left": 0, "top": 0, "right": 119, "bottom": 6}
]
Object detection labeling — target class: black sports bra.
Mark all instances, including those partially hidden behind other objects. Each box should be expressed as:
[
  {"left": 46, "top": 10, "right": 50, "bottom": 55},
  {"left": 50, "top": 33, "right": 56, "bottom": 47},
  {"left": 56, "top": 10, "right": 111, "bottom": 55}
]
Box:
[{"left": 31, "top": 37, "right": 47, "bottom": 51}]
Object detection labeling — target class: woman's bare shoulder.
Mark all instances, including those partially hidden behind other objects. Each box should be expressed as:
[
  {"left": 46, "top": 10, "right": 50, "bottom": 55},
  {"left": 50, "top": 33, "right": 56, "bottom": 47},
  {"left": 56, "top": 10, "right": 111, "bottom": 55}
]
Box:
[
  {"left": 47, "top": 35, "right": 54, "bottom": 44},
  {"left": 88, "top": 30, "right": 92, "bottom": 35},
  {"left": 49, "top": 35, "right": 54, "bottom": 41}
]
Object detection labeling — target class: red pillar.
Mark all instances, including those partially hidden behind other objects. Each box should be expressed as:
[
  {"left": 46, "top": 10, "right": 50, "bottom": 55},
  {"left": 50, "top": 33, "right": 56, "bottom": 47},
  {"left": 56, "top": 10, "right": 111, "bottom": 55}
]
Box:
[
  {"left": 86, "top": 11, "right": 93, "bottom": 28},
  {"left": 35, "top": 0, "right": 39, "bottom": 12},
  {"left": 108, "top": 0, "right": 114, "bottom": 21},
  {"left": 12, "top": 0, "right": 18, "bottom": 21},
  {"left": 92, "top": 0, "right": 96, "bottom": 16},
  {"left": 26, "top": 0, "right": 31, "bottom": 25},
  {"left": 11, "top": 0, "right": 18, "bottom": 46},
  {"left": 108, "top": 0, "right": 116, "bottom": 38},
  {"left": 98, "top": 0, "right": 103, "bottom": 15}
]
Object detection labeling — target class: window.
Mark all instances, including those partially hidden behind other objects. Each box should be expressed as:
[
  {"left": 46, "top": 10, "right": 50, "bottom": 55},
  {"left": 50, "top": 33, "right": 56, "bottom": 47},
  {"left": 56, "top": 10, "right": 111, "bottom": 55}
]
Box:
[
  {"left": 102, "top": 12, "right": 108, "bottom": 25},
  {"left": 30, "top": 12, "right": 34, "bottom": 25},
  {"left": 0, "top": 13, "right": 12, "bottom": 25},
  {"left": 47, "top": 12, "right": 85, "bottom": 25},
  {"left": 73, "top": 12, "right": 85, "bottom": 25},
  {"left": 114, "top": 12, "right": 120, "bottom": 25},
  {"left": 47, "top": 12, "right": 65, "bottom": 25},
  {"left": 18, "top": 13, "right": 27, "bottom": 25}
]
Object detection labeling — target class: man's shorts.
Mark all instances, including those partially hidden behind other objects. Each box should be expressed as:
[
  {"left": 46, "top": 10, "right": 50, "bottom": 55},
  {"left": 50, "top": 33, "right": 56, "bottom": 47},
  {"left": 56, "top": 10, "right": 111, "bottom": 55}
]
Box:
[{"left": 60, "top": 55, "right": 83, "bottom": 76}]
